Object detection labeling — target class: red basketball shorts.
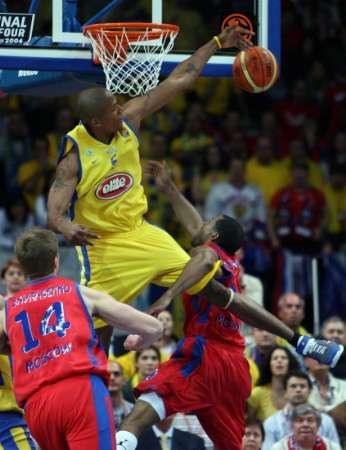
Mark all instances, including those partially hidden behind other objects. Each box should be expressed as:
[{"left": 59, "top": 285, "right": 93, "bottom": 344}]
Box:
[
  {"left": 24, "top": 374, "right": 116, "bottom": 450},
  {"left": 135, "top": 336, "right": 252, "bottom": 450}
]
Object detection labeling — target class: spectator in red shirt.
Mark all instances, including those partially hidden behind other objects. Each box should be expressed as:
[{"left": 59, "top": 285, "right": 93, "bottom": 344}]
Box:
[
  {"left": 267, "top": 161, "right": 328, "bottom": 300},
  {"left": 268, "top": 160, "right": 327, "bottom": 255}
]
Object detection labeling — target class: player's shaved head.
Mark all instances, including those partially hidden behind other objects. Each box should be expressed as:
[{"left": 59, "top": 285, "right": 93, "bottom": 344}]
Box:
[{"left": 77, "top": 87, "right": 114, "bottom": 123}]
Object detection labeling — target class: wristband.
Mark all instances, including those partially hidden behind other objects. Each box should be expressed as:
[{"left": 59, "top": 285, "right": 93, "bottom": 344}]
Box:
[
  {"left": 213, "top": 35, "right": 222, "bottom": 50},
  {"left": 223, "top": 289, "right": 234, "bottom": 310}
]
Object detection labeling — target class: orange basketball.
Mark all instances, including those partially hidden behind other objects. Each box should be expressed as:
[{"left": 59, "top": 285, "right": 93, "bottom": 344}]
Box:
[{"left": 233, "top": 46, "right": 279, "bottom": 93}]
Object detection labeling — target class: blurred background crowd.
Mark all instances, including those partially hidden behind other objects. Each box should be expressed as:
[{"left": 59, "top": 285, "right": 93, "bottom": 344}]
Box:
[{"left": 0, "top": 0, "right": 346, "bottom": 448}]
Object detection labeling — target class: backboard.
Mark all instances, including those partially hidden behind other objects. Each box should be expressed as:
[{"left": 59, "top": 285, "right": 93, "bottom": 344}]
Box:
[{"left": 0, "top": 0, "right": 280, "bottom": 95}]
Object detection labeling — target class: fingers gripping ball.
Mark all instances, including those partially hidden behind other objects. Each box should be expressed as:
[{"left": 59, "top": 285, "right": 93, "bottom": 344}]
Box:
[{"left": 233, "top": 46, "right": 279, "bottom": 93}]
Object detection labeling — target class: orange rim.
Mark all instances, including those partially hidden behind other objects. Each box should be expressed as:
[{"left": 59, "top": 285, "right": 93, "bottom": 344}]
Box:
[
  {"left": 221, "top": 14, "right": 253, "bottom": 41},
  {"left": 83, "top": 22, "right": 179, "bottom": 42}
]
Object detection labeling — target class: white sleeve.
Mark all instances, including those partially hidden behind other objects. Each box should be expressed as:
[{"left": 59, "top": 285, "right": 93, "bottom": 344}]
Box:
[
  {"left": 321, "top": 414, "right": 340, "bottom": 445},
  {"left": 263, "top": 418, "right": 279, "bottom": 450},
  {"left": 204, "top": 185, "right": 225, "bottom": 219}
]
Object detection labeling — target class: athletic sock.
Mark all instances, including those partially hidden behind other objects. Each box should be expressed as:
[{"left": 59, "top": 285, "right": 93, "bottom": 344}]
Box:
[{"left": 116, "top": 431, "right": 138, "bottom": 450}]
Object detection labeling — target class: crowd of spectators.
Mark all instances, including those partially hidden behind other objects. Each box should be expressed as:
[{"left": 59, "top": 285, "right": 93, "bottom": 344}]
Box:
[
  {"left": 1, "top": 2, "right": 345, "bottom": 316},
  {"left": 0, "top": 0, "right": 346, "bottom": 448}
]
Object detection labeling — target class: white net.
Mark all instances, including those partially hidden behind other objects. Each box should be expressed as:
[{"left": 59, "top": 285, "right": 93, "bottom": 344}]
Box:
[{"left": 84, "top": 25, "right": 179, "bottom": 97}]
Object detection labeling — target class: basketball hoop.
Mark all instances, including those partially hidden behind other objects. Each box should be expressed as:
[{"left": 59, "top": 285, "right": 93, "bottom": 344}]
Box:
[{"left": 83, "top": 23, "right": 179, "bottom": 97}]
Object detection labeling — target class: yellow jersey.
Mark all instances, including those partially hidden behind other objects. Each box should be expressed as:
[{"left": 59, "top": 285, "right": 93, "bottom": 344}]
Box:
[
  {"left": 246, "top": 157, "right": 290, "bottom": 205},
  {"left": 62, "top": 121, "right": 148, "bottom": 235},
  {"left": 0, "top": 355, "right": 22, "bottom": 414}
]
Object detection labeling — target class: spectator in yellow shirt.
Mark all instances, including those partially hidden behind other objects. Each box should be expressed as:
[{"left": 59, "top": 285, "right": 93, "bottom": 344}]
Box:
[
  {"left": 323, "top": 165, "right": 346, "bottom": 250},
  {"left": 122, "top": 346, "right": 161, "bottom": 403},
  {"left": 247, "top": 346, "right": 299, "bottom": 421},
  {"left": 246, "top": 136, "right": 290, "bottom": 205},
  {"left": 17, "top": 136, "right": 55, "bottom": 210}
]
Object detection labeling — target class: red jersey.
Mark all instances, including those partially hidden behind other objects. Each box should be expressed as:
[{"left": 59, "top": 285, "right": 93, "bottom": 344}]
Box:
[
  {"left": 5, "top": 275, "right": 109, "bottom": 407},
  {"left": 182, "top": 242, "right": 244, "bottom": 350}
]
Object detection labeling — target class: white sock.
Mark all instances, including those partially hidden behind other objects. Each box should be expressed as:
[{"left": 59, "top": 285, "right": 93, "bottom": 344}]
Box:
[{"left": 116, "top": 431, "right": 138, "bottom": 450}]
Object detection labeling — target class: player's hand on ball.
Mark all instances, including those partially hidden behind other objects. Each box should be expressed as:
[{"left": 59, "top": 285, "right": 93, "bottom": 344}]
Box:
[
  {"left": 63, "top": 223, "right": 99, "bottom": 246},
  {"left": 144, "top": 160, "right": 172, "bottom": 190},
  {"left": 124, "top": 334, "right": 144, "bottom": 351},
  {"left": 219, "top": 25, "right": 255, "bottom": 50}
]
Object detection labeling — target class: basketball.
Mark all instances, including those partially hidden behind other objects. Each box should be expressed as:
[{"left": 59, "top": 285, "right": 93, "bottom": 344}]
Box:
[{"left": 233, "top": 46, "right": 279, "bottom": 93}]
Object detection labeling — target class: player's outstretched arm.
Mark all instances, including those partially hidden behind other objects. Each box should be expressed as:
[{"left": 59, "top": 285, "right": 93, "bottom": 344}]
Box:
[
  {"left": 123, "top": 26, "right": 254, "bottom": 129},
  {"left": 80, "top": 286, "right": 163, "bottom": 350},
  {"left": 201, "top": 280, "right": 344, "bottom": 368},
  {"left": 47, "top": 150, "right": 99, "bottom": 246},
  {"left": 145, "top": 160, "right": 203, "bottom": 237}
]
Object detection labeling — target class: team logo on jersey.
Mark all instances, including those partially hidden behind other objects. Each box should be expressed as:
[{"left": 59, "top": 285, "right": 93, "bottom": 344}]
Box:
[
  {"left": 95, "top": 173, "right": 133, "bottom": 200},
  {"left": 145, "top": 368, "right": 158, "bottom": 381},
  {"left": 85, "top": 148, "right": 94, "bottom": 156}
]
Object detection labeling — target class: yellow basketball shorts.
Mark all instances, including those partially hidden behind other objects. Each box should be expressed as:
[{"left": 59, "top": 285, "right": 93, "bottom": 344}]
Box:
[
  {"left": 0, "top": 412, "right": 36, "bottom": 449},
  {"left": 77, "top": 221, "right": 191, "bottom": 328}
]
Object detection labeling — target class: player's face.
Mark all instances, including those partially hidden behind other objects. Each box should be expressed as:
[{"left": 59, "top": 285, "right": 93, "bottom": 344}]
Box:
[
  {"left": 292, "top": 413, "right": 319, "bottom": 440},
  {"left": 278, "top": 294, "right": 304, "bottom": 328},
  {"left": 136, "top": 349, "right": 160, "bottom": 379},
  {"left": 96, "top": 95, "right": 123, "bottom": 134},
  {"left": 108, "top": 362, "right": 124, "bottom": 393},
  {"left": 285, "top": 377, "right": 310, "bottom": 406},
  {"left": 158, "top": 310, "right": 174, "bottom": 338},
  {"left": 323, "top": 321, "right": 346, "bottom": 344},
  {"left": 191, "top": 215, "right": 222, "bottom": 247},
  {"left": 270, "top": 349, "right": 289, "bottom": 376},
  {"left": 2, "top": 265, "right": 25, "bottom": 295},
  {"left": 242, "top": 425, "right": 263, "bottom": 450}
]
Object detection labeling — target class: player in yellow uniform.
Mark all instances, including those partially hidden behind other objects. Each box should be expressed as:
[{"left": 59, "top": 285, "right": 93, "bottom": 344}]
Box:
[
  {"left": 47, "top": 26, "right": 253, "bottom": 349},
  {"left": 0, "top": 260, "right": 36, "bottom": 450}
]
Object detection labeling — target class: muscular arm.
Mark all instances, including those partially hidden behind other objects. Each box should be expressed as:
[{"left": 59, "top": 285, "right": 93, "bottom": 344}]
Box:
[
  {"left": 123, "top": 26, "right": 252, "bottom": 129},
  {"left": 163, "top": 178, "right": 204, "bottom": 238},
  {"left": 47, "top": 151, "right": 77, "bottom": 235},
  {"left": 201, "top": 280, "right": 295, "bottom": 341},
  {"left": 80, "top": 286, "right": 163, "bottom": 349},
  {"left": 148, "top": 247, "right": 220, "bottom": 314},
  {"left": 47, "top": 151, "right": 98, "bottom": 245},
  {"left": 145, "top": 160, "right": 203, "bottom": 237},
  {"left": 167, "top": 247, "right": 218, "bottom": 298}
]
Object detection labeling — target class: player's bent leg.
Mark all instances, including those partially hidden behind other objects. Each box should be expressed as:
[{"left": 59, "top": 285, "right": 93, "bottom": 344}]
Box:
[
  {"left": 119, "top": 396, "right": 163, "bottom": 435},
  {"left": 116, "top": 395, "right": 164, "bottom": 450}
]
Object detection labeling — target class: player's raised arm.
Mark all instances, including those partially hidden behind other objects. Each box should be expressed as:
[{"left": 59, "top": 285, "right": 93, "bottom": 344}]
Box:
[
  {"left": 145, "top": 160, "right": 203, "bottom": 237},
  {"left": 123, "top": 26, "right": 254, "bottom": 129},
  {"left": 47, "top": 150, "right": 99, "bottom": 246},
  {"left": 80, "top": 285, "right": 163, "bottom": 350}
]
